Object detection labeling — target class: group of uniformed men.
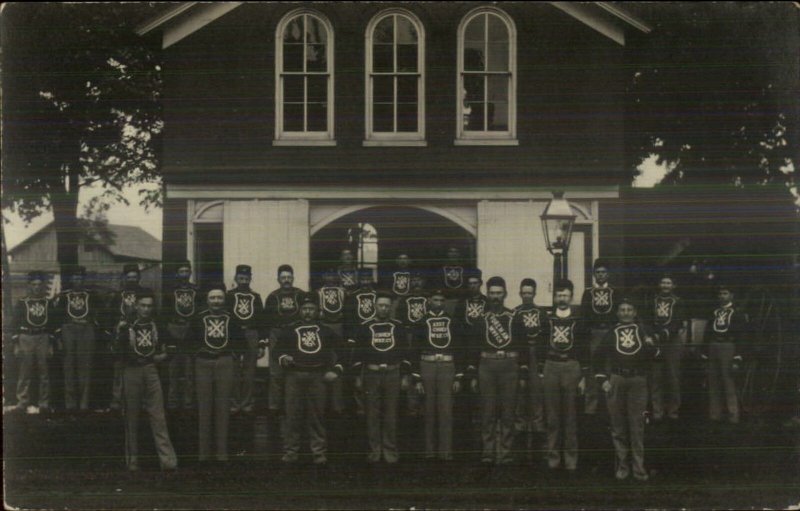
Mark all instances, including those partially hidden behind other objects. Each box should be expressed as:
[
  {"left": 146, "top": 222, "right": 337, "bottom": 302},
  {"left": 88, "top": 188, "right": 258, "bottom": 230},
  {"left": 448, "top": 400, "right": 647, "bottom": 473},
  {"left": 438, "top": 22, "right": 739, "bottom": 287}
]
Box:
[{"left": 10, "top": 247, "right": 753, "bottom": 481}]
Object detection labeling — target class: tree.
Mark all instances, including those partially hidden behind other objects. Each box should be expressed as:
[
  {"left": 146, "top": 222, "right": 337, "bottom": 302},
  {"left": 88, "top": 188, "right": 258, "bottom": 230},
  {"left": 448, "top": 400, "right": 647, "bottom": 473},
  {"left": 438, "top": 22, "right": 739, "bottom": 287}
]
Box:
[{"left": 1, "top": 3, "right": 163, "bottom": 274}]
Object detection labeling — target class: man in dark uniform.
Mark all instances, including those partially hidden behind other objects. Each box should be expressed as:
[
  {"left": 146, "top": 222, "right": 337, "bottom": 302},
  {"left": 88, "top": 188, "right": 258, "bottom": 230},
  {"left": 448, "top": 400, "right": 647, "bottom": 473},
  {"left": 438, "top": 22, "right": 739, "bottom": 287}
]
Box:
[
  {"left": 343, "top": 268, "right": 378, "bottom": 416},
  {"left": 594, "top": 297, "right": 658, "bottom": 481},
  {"left": 580, "top": 259, "right": 618, "bottom": 415},
  {"left": 164, "top": 260, "right": 200, "bottom": 410},
  {"left": 352, "top": 292, "right": 410, "bottom": 464},
  {"left": 264, "top": 264, "right": 302, "bottom": 416},
  {"left": 410, "top": 288, "right": 463, "bottom": 461},
  {"left": 701, "top": 283, "right": 750, "bottom": 424},
  {"left": 438, "top": 246, "right": 466, "bottom": 302},
  {"left": 512, "top": 278, "right": 547, "bottom": 440},
  {"left": 12, "top": 271, "right": 57, "bottom": 414},
  {"left": 395, "top": 269, "right": 428, "bottom": 416},
  {"left": 275, "top": 292, "right": 343, "bottom": 465},
  {"left": 454, "top": 268, "right": 487, "bottom": 331},
  {"left": 543, "top": 279, "right": 589, "bottom": 473},
  {"left": 647, "top": 273, "right": 688, "bottom": 420},
  {"left": 381, "top": 253, "right": 414, "bottom": 298},
  {"left": 106, "top": 263, "right": 151, "bottom": 411},
  {"left": 53, "top": 266, "right": 101, "bottom": 413},
  {"left": 226, "top": 264, "right": 265, "bottom": 414},
  {"left": 113, "top": 290, "right": 178, "bottom": 472},
  {"left": 337, "top": 249, "right": 359, "bottom": 294},
  {"left": 468, "top": 276, "right": 528, "bottom": 465},
  {"left": 317, "top": 268, "right": 346, "bottom": 414}
]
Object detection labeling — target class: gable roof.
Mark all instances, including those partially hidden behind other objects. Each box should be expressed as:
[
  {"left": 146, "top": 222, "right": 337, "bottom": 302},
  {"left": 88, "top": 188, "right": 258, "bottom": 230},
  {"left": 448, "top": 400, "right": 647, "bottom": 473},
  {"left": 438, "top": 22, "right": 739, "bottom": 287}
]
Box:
[
  {"left": 8, "top": 222, "right": 161, "bottom": 262},
  {"left": 137, "top": 2, "right": 651, "bottom": 48}
]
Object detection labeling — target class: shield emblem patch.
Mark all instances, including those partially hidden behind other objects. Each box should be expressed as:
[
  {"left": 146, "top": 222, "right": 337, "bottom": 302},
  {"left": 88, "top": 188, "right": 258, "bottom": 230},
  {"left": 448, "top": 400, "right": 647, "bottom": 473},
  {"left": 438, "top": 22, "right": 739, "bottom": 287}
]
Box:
[
  {"left": 392, "top": 272, "right": 410, "bottom": 295},
  {"left": 175, "top": 288, "right": 196, "bottom": 318},
  {"left": 295, "top": 325, "right": 322, "bottom": 354},
  {"left": 369, "top": 322, "right": 396, "bottom": 352},
  {"left": 655, "top": 297, "right": 674, "bottom": 324},
  {"left": 357, "top": 292, "right": 376, "bottom": 321},
  {"left": 484, "top": 312, "right": 512, "bottom": 349},
  {"left": 339, "top": 270, "right": 357, "bottom": 288},
  {"left": 203, "top": 315, "right": 230, "bottom": 349},
  {"left": 713, "top": 308, "right": 733, "bottom": 333},
  {"left": 465, "top": 300, "right": 485, "bottom": 325},
  {"left": 234, "top": 293, "right": 255, "bottom": 320},
  {"left": 279, "top": 295, "right": 298, "bottom": 316},
  {"left": 406, "top": 296, "right": 427, "bottom": 323},
  {"left": 443, "top": 266, "right": 463, "bottom": 289},
  {"left": 426, "top": 316, "right": 452, "bottom": 349},
  {"left": 120, "top": 291, "right": 137, "bottom": 317},
  {"left": 25, "top": 298, "right": 48, "bottom": 327},
  {"left": 131, "top": 323, "right": 157, "bottom": 357},
  {"left": 67, "top": 291, "right": 89, "bottom": 320},
  {"left": 591, "top": 288, "right": 613, "bottom": 315},
  {"left": 522, "top": 310, "right": 541, "bottom": 329},
  {"left": 321, "top": 287, "right": 343, "bottom": 314},
  {"left": 550, "top": 321, "right": 574, "bottom": 351},
  {"left": 615, "top": 325, "right": 642, "bottom": 355}
]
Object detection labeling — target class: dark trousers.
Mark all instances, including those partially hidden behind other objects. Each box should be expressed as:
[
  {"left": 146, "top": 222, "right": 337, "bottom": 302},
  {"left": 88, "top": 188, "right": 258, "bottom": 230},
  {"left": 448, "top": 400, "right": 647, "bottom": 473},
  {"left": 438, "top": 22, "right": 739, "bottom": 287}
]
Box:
[
  {"left": 708, "top": 342, "right": 739, "bottom": 423},
  {"left": 322, "top": 322, "right": 344, "bottom": 414},
  {"left": 62, "top": 323, "right": 95, "bottom": 411},
  {"left": 478, "top": 357, "right": 518, "bottom": 464},
  {"left": 585, "top": 328, "right": 609, "bottom": 414},
  {"left": 650, "top": 341, "right": 683, "bottom": 418},
  {"left": 232, "top": 328, "right": 260, "bottom": 411},
  {"left": 607, "top": 374, "right": 648, "bottom": 479},
  {"left": 268, "top": 328, "right": 284, "bottom": 412},
  {"left": 363, "top": 366, "right": 401, "bottom": 463},
  {"left": 284, "top": 370, "right": 328, "bottom": 462},
  {"left": 544, "top": 359, "right": 582, "bottom": 470},
  {"left": 195, "top": 355, "right": 234, "bottom": 461},
  {"left": 122, "top": 363, "right": 177, "bottom": 470},
  {"left": 167, "top": 322, "right": 194, "bottom": 409},
  {"left": 516, "top": 346, "right": 545, "bottom": 433},
  {"left": 16, "top": 333, "right": 51, "bottom": 409},
  {"left": 420, "top": 359, "right": 455, "bottom": 459}
]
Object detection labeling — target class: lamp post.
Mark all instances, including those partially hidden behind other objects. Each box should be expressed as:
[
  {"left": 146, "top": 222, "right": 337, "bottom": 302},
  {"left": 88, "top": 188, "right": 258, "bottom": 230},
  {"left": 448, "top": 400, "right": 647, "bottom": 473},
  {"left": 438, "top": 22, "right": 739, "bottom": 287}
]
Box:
[{"left": 540, "top": 191, "right": 577, "bottom": 295}]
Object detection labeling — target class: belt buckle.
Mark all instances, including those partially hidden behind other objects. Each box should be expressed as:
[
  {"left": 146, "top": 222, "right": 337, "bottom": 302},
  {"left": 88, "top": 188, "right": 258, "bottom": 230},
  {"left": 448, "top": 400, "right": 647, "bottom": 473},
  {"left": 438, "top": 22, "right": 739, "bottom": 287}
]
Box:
[
  {"left": 497, "top": 350, "right": 505, "bottom": 359},
  {"left": 379, "top": 363, "right": 388, "bottom": 370},
  {"left": 434, "top": 354, "right": 444, "bottom": 362}
]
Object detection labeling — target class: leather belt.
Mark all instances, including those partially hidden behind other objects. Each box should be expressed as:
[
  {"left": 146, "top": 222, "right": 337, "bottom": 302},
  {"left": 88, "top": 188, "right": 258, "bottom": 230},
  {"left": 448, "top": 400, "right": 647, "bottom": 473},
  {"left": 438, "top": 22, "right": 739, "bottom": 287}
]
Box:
[
  {"left": 366, "top": 363, "right": 398, "bottom": 371},
  {"left": 197, "top": 352, "right": 231, "bottom": 360},
  {"left": 547, "top": 354, "right": 576, "bottom": 363},
  {"left": 19, "top": 327, "right": 48, "bottom": 334},
  {"left": 481, "top": 350, "right": 518, "bottom": 360},
  {"left": 421, "top": 353, "right": 453, "bottom": 362},
  {"left": 613, "top": 367, "right": 646, "bottom": 377}
]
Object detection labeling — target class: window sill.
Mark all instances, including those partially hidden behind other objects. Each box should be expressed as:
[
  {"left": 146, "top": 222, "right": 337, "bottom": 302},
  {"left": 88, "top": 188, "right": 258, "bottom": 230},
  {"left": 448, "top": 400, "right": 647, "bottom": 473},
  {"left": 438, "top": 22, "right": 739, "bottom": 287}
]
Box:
[
  {"left": 362, "top": 140, "right": 428, "bottom": 147},
  {"left": 453, "top": 138, "right": 519, "bottom": 146},
  {"left": 273, "top": 139, "right": 337, "bottom": 147}
]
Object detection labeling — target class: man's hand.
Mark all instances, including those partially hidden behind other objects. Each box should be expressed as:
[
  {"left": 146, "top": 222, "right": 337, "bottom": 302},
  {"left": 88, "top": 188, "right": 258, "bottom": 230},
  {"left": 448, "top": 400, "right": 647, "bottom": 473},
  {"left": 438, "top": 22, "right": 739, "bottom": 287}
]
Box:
[
  {"left": 279, "top": 355, "right": 294, "bottom": 368},
  {"left": 416, "top": 381, "right": 425, "bottom": 396},
  {"left": 13, "top": 344, "right": 20, "bottom": 357},
  {"left": 354, "top": 375, "right": 363, "bottom": 391},
  {"left": 518, "top": 379, "right": 527, "bottom": 391},
  {"left": 154, "top": 353, "right": 168, "bottom": 363},
  {"left": 470, "top": 378, "right": 479, "bottom": 394},
  {"left": 601, "top": 379, "right": 612, "bottom": 393},
  {"left": 452, "top": 380, "right": 461, "bottom": 394},
  {"left": 48, "top": 345, "right": 54, "bottom": 358},
  {"left": 323, "top": 371, "right": 338, "bottom": 383},
  {"left": 400, "top": 375, "right": 410, "bottom": 392},
  {"left": 258, "top": 347, "right": 266, "bottom": 359},
  {"left": 577, "top": 376, "right": 586, "bottom": 395},
  {"left": 644, "top": 336, "right": 655, "bottom": 347}
]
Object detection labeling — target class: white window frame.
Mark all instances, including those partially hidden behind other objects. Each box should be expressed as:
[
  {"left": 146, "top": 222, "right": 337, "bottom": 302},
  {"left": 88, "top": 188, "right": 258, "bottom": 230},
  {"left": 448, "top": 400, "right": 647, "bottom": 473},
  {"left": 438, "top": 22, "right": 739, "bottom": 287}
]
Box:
[
  {"left": 455, "top": 7, "right": 517, "bottom": 146},
  {"left": 274, "top": 9, "right": 336, "bottom": 146},
  {"left": 364, "top": 8, "right": 426, "bottom": 147}
]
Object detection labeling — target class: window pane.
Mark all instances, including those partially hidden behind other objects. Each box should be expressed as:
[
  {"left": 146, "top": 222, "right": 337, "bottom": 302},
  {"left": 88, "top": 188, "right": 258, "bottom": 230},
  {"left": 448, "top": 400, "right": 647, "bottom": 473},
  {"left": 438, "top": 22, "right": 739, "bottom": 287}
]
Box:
[
  {"left": 487, "top": 42, "right": 508, "bottom": 72},
  {"left": 307, "top": 75, "right": 327, "bottom": 103},
  {"left": 307, "top": 102, "right": 327, "bottom": 131},
  {"left": 463, "top": 42, "right": 485, "bottom": 71},
  {"left": 396, "top": 16, "right": 417, "bottom": 44},
  {"left": 487, "top": 14, "right": 508, "bottom": 43},
  {"left": 373, "top": 103, "right": 394, "bottom": 132},
  {"left": 373, "top": 16, "right": 393, "bottom": 44},
  {"left": 283, "top": 102, "right": 304, "bottom": 131},
  {"left": 283, "top": 17, "right": 304, "bottom": 43},
  {"left": 306, "top": 44, "right": 327, "bottom": 72},
  {"left": 464, "top": 14, "right": 485, "bottom": 44},
  {"left": 463, "top": 74, "right": 484, "bottom": 103},
  {"left": 487, "top": 75, "right": 509, "bottom": 131},
  {"left": 373, "top": 43, "right": 393, "bottom": 73},
  {"left": 397, "top": 75, "right": 417, "bottom": 104},
  {"left": 283, "top": 44, "right": 304, "bottom": 72},
  {"left": 464, "top": 102, "right": 484, "bottom": 131},
  {"left": 397, "top": 102, "right": 418, "bottom": 132},
  {"left": 373, "top": 75, "right": 394, "bottom": 104},
  {"left": 283, "top": 75, "right": 305, "bottom": 103},
  {"left": 306, "top": 16, "right": 327, "bottom": 45},
  {"left": 397, "top": 44, "right": 417, "bottom": 72}
]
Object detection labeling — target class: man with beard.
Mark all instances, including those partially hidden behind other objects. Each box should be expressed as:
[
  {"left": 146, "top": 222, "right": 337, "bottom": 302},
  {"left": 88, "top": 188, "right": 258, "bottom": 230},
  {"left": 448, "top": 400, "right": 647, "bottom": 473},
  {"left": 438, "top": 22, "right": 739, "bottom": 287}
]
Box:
[
  {"left": 468, "top": 276, "right": 528, "bottom": 465},
  {"left": 164, "top": 260, "right": 200, "bottom": 411}
]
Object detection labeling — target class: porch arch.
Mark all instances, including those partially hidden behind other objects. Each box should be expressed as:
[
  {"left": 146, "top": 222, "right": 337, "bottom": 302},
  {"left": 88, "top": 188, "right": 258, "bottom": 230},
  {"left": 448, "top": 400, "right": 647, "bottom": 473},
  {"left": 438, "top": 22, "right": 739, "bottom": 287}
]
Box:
[{"left": 309, "top": 203, "right": 477, "bottom": 237}]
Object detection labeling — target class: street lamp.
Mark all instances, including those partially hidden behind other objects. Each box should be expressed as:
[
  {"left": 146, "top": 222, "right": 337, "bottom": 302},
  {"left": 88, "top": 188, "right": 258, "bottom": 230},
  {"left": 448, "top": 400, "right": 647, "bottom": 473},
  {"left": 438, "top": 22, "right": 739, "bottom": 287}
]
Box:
[{"left": 540, "top": 191, "right": 577, "bottom": 284}]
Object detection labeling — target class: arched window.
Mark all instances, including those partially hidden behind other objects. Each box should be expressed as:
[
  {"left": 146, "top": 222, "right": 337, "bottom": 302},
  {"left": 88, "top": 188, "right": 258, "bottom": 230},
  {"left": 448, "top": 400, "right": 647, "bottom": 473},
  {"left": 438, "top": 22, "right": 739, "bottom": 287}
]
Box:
[
  {"left": 365, "top": 9, "right": 425, "bottom": 146},
  {"left": 456, "top": 7, "right": 517, "bottom": 145},
  {"left": 275, "top": 10, "right": 335, "bottom": 145}
]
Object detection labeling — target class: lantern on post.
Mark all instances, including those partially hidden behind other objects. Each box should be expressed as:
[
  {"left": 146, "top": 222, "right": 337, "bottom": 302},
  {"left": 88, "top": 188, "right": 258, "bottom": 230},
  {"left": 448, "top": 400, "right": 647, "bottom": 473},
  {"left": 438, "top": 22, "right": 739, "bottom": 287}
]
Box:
[{"left": 540, "top": 191, "right": 577, "bottom": 284}]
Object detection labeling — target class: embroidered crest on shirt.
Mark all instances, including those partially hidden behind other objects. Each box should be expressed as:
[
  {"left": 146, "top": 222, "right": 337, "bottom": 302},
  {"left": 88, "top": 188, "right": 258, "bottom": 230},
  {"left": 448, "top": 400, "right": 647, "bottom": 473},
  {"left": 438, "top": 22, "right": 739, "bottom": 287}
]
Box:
[
  {"left": 550, "top": 322, "right": 574, "bottom": 351},
  {"left": 369, "top": 322, "right": 396, "bottom": 352},
  {"left": 321, "top": 288, "right": 343, "bottom": 314},
  {"left": 615, "top": 325, "right": 642, "bottom": 355},
  {"left": 175, "top": 288, "right": 196, "bottom": 318},
  {"left": 234, "top": 293, "right": 255, "bottom": 320},
  {"left": 465, "top": 300, "right": 485, "bottom": 324},
  {"left": 713, "top": 308, "right": 734, "bottom": 333},
  {"left": 204, "top": 315, "right": 229, "bottom": 349},
  {"left": 485, "top": 312, "right": 512, "bottom": 349},
  {"left": 443, "top": 266, "right": 463, "bottom": 288},
  {"left": 406, "top": 296, "right": 427, "bottom": 323},
  {"left": 392, "top": 272, "right": 410, "bottom": 295},
  {"left": 339, "top": 270, "right": 356, "bottom": 288},
  {"left": 522, "top": 310, "right": 541, "bottom": 329},
  {"left": 25, "top": 299, "right": 48, "bottom": 327},
  {"left": 120, "top": 291, "right": 137, "bottom": 317},
  {"left": 655, "top": 297, "right": 675, "bottom": 324},
  {"left": 295, "top": 325, "right": 322, "bottom": 354},
  {"left": 279, "top": 295, "right": 298, "bottom": 315},
  {"left": 357, "top": 292, "right": 376, "bottom": 321},
  {"left": 591, "top": 288, "right": 613, "bottom": 315},
  {"left": 426, "top": 316, "right": 452, "bottom": 349},
  {"left": 67, "top": 292, "right": 89, "bottom": 320},
  {"left": 131, "top": 324, "right": 157, "bottom": 357}
]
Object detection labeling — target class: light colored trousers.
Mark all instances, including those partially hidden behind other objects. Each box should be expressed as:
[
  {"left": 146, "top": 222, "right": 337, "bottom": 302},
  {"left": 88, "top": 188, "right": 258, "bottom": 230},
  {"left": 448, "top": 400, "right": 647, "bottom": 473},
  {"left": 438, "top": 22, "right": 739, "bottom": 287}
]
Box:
[{"left": 122, "top": 363, "right": 177, "bottom": 470}]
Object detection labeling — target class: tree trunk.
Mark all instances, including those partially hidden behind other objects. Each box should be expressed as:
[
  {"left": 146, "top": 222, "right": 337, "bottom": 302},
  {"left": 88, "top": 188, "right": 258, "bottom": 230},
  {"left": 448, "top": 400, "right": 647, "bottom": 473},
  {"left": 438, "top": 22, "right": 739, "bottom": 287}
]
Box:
[{"left": 53, "top": 168, "right": 80, "bottom": 280}]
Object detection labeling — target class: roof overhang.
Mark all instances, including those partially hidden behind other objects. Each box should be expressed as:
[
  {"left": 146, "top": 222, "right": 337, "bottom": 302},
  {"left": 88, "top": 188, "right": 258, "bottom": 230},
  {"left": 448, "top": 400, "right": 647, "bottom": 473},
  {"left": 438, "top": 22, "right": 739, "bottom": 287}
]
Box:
[{"left": 137, "top": 2, "right": 651, "bottom": 49}]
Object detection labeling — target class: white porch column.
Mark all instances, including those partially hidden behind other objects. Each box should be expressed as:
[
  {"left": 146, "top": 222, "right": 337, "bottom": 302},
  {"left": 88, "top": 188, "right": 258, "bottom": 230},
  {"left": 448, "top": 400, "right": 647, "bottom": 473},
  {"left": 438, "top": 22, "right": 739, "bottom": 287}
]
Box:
[{"left": 223, "top": 199, "right": 309, "bottom": 297}]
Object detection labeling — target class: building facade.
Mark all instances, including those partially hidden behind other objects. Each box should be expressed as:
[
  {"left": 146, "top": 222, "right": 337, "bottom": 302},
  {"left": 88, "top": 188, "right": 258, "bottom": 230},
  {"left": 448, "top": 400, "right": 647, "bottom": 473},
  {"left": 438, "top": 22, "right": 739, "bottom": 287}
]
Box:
[{"left": 141, "top": 2, "right": 650, "bottom": 306}]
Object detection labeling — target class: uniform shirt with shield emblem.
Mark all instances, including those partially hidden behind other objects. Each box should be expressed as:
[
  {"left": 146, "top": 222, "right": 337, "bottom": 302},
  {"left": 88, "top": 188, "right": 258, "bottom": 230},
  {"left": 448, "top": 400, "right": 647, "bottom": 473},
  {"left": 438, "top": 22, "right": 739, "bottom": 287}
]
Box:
[
  {"left": 13, "top": 295, "right": 56, "bottom": 335},
  {"left": 703, "top": 303, "right": 749, "bottom": 352},
  {"left": 594, "top": 322, "right": 658, "bottom": 379},
  {"left": 343, "top": 286, "right": 378, "bottom": 340},
  {"left": 352, "top": 317, "right": 410, "bottom": 370},
  {"left": 264, "top": 287, "right": 302, "bottom": 332},
  {"left": 580, "top": 284, "right": 617, "bottom": 330},
  {"left": 647, "top": 292, "right": 687, "bottom": 341},
  {"left": 226, "top": 287, "right": 265, "bottom": 335},
  {"left": 275, "top": 320, "right": 342, "bottom": 374},
  {"left": 113, "top": 318, "right": 167, "bottom": 366},
  {"left": 468, "top": 306, "right": 528, "bottom": 372},
  {"left": 107, "top": 284, "right": 152, "bottom": 331},
  {"left": 165, "top": 283, "right": 200, "bottom": 324},
  {"left": 512, "top": 303, "right": 547, "bottom": 347},
  {"left": 379, "top": 269, "right": 412, "bottom": 297},
  {"left": 438, "top": 265, "right": 465, "bottom": 299},
  {"left": 191, "top": 309, "right": 245, "bottom": 357},
  {"left": 53, "top": 287, "right": 101, "bottom": 327},
  {"left": 410, "top": 309, "right": 465, "bottom": 378},
  {"left": 454, "top": 294, "right": 488, "bottom": 331},
  {"left": 317, "top": 285, "right": 346, "bottom": 324},
  {"left": 543, "top": 307, "right": 589, "bottom": 369},
  {"left": 395, "top": 291, "right": 429, "bottom": 329}
]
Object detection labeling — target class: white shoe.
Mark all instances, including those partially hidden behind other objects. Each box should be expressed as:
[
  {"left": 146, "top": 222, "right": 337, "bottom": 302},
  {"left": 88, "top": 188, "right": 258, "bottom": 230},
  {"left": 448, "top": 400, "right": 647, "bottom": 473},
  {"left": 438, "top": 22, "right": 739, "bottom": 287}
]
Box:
[{"left": 26, "top": 405, "right": 40, "bottom": 415}]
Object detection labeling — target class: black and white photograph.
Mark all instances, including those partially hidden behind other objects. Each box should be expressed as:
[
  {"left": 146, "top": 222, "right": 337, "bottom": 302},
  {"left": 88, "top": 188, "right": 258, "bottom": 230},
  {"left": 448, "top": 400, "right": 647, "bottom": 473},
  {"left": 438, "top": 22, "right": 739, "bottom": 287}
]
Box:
[{"left": 1, "top": 2, "right": 799, "bottom": 509}]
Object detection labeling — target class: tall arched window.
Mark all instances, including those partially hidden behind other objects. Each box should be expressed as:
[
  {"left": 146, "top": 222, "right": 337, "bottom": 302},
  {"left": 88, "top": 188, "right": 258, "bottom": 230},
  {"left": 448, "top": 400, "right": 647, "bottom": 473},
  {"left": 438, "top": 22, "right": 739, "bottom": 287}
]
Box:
[
  {"left": 456, "top": 7, "right": 517, "bottom": 145},
  {"left": 365, "top": 9, "right": 425, "bottom": 146},
  {"left": 275, "top": 10, "right": 335, "bottom": 145}
]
